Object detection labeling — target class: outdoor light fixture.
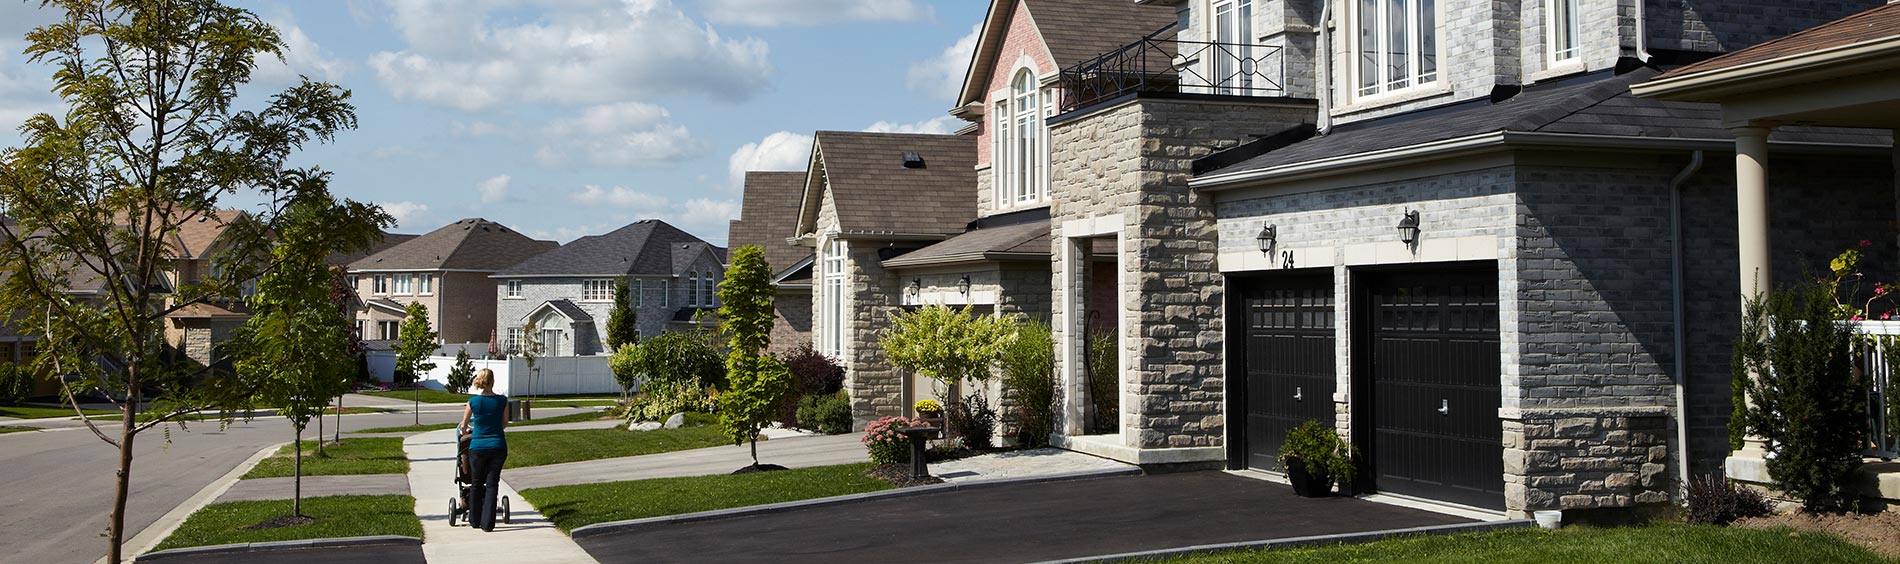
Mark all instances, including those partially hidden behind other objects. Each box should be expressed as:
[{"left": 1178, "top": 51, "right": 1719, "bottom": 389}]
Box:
[
  {"left": 1397, "top": 210, "right": 1422, "bottom": 245},
  {"left": 958, "top": 276, "right": 972, "bottom": 296},
  {"left": 1256, "top": 224, "right": 1277, "bottom": 254},
  {"left": 910, "top": 279, "right": 922, "bottom": 298}
]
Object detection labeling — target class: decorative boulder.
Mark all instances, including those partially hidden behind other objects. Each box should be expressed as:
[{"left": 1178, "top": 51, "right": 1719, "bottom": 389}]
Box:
[
  {"left": 663, "top": 413, "right": 687, "bottom": 429},
  {"left": 628, "top": 421, "right": 663, "bottom": 431}
]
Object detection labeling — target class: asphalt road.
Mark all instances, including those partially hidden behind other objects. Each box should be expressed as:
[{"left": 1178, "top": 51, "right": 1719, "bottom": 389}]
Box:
[
  {"left": 138, "top": 543, "right": 428, "bottom": 564},
  {"left": 0, "top": 402, "right": 591, "bottom": 564}
]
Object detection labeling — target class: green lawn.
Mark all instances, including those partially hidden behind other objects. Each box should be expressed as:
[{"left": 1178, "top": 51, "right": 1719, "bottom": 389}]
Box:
[
  {"left": 505, "top": 425, "right": 731, "bottom": 468},
  {"left": 520, "top": 462, "right": 889, "bottom": 532},
  {"left": 359, "top": 389, "right": 471, "bottom": 404},
  {"left": 325, "top": 406, "right": 396, "bottom": 415},
  {"left": 153, "top": 495, "right": 421, "bottom": 551},
  {"left": 242, "top": 438, "right": 408, "bottom": 479},
  {"left": 514, "top": 409, "right": 616, "bottom": 427},
  {"left": 0, "top": 425, "right": 38, "bottom": 434},
  {"left": 533, "top": 399, "right": 622, "bottom": 408},
  {"left": 0, "top": 405, "right": 118, "bottom": 419},
  {"left": 353, "top": 422, "right": 457, "bottom": 434},
  {"left": 1149, "top": 525, "right": 1896, "bottom": 564}
]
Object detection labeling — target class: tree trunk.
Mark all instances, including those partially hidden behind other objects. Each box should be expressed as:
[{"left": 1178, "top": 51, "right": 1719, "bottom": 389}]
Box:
[
  {"left": 334, "top": 393, "right": 343, "bottom": 443},
  {"left": 413, "top": 388, "right": 420, "bottom": 425},
  {"left": 750, "top": 435, "right": 759, "bottom": 466},
  {"left": 109, "top": 403, "right": 134, "bottom": 564},
  {"left": 293, "top": 427, "right": 304, "bottom": 517},
  {"left": 316, "top": 407, "right": 325, "bottom": 455}
]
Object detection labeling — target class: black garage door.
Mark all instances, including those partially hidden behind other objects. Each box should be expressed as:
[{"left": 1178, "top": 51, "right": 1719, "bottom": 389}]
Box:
[
  {"left": 1236, "top": 272, "right": 1336, "bottom": 472},
  {"left": 1357, "top": 267, "right": 1504, "bottom": 510}
]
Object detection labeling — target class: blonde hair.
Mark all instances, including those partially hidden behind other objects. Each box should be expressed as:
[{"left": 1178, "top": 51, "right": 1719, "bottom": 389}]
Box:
[{"left": 473, "top": 369, "right": 495, "bottom": 391}]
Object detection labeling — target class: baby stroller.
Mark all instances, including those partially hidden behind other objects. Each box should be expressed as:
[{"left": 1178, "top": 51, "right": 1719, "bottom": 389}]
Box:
[{"left": 448, "top": 433, "right": 510, "bottom": 527}]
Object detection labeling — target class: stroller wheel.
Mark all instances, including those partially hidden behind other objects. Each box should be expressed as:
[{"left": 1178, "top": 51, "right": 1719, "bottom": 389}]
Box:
[
  {"left": 501, "top": 496, "right": 511, "bottom": 524},
  {"left": 448, "top": 497, "right": 459, "bottom": 527}
]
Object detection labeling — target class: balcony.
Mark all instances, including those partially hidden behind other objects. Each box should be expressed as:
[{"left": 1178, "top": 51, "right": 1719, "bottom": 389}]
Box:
[{"left": 1058, "top": 23, "right": 1286, "bottom": 114}]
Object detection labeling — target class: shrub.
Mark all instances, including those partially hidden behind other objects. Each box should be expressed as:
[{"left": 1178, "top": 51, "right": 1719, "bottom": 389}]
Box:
[
  {"left": 863, "top": 415, "right": 923, "bottom": 465},
  {"left": 1734, "top": 280, "right": 1870, "bottom": 513},
  {"left": 1001, "top": 321, "right": 1056, "bottom": 447},
  {"left": 621, "top": 330, "right": 725, "bottom": 422},
  {"left": 947, "top": 393, "right": 997, "bottom": 450},
  {"left": 796, "top": 391, "right": 853, "bottom": 435},
  {"left": 445, "top": 350, "right": 475, "bottom": 394},
  {"left": 1279, "top": 420, "right": 1356, "bottom": 482},
  {"left": 0, "top": 363, "right": 33, "bottom": 406},
  {"left": 1685, "top": 474, "right": 1772, "bottom": 526},
  {"left": 625, "top": 386, "right": 715, "bottom": 422},
  {"left": 1085, "top": 325, "right": 1119, "bottom": 435},
  {"left": 880, "top": 305, "right": 1018, "bottom": 392},
  {"left": 775, "top": 345, "right": 844, "bottom": 427}
]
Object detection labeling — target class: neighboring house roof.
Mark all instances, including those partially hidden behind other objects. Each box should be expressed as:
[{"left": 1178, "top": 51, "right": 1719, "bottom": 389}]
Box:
[
  {"left": 796, "top": 131, "right": 979, "bottom": 238},
  {"left": 525, "top": 299, "right": 593, "bottom": 323},
  {"left": 957, "top": 0, "right": 1177, "bottom": 107},
  {"left": 1199, "top": 67, "right": 1894, "bottom": 183},
  {"left": 774, "top": 255, "right": 815, "bottom": 288},
  {"left": 1656, "top": 2, "right": 1900, "bottom": 81},
  {"left": 493, "top": 219, "right": 718, "bottom": 278},
  {"left": 673, "top": 242, "right": 722, "bottom": 275},
  {"left": 326, "top": 232, "right": 419, "bottom": 268},
  {"left": 366, "top": 298, "right": 409, "bottom": 314},
  {"left": 729, "top": 171, "right": 808, "bottom": 274},
  {"left": 166, "top": 303, "right": 248, "bottom": 319},
  {"left": 170, "top": 209, "right": 248, "bottom": 260},
  {"left": 350, "top": 218, "right": 555, "bottom": 272},
  {"left": 884, "top": 209, "right": 1052, "bottom": 269}
]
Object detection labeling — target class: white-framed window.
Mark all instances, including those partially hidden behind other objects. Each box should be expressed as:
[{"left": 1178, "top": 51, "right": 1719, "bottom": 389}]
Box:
[
  {"left": 632, "top": 279, "right": 644, "bottom": 307},
  {"left": 354, "top": 320, "right": 365, "bottom": 339},
  {"left": 505, "top": 280, "right": 522, "bottom": 299},
  {"left": 991, "top": 103, "right": 1007, "bottom": 205},
  {"left": 660, "top": 279, "right": 669, "bottom": 308},
  {"left": 347, "top": 275, "right": 359, "bottom": 292},
  {"left": 1353, "top": 0, "right": 1439, "bottom": 98},
  {"left": 506, "top": 327, "right": 523, "bottom": 354},
  {"left": 687, "top": 272, "right": 700, "bottom": 307},
  {"left": 417, "top": 274, "right": 434, "bottom": 296},
  {"left": 541, "top": 328, "right": 562, "bottom": 357},
  {"left": 1213, "top": 0, "right": 1255, "bottom": 94},
  {"left": 1547, "top": 0, "right": 1580, "bottom": 63},
  {"left": 373, "top": 275, "right": 388, "bottom": 295},
  {"left": 378, "top": 320, "right": 400, "bottom": 341},
  {"left": 582, "top": 279, "right": 615, "bottom": 302},
  {"left": 393, "top": 274, "right": 413, "bottom": 295},
  {"left": 822, "top": 238, "right": 847, "bottom": 357},
  {"left": 709, "top": 274, "right": 720, "bottom": 306},
  {"left": 992, "top": 69, "right": 1051, "bottom": 209}
]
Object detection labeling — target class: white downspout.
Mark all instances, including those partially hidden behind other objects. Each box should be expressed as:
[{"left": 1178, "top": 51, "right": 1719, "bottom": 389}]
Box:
[
  {"left": 1670, "top": 150, "right": 1704, "bottom": 494},
  {"left": 1316, "top": 0, "right": 1335, "bottom": 134},
  {"left": 1634, "top": 0, "right": 1650, "bottom": 62}
]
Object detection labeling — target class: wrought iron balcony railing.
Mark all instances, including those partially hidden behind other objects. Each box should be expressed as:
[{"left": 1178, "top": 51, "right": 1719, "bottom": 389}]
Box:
[{"left": 1059, "top": 23, "right": 1286, "bottom": 113}]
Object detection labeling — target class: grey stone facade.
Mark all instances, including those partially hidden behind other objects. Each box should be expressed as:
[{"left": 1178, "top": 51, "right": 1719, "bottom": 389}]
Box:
[{"left": 492, "top": 247, "right": 725, "bottom": 357}]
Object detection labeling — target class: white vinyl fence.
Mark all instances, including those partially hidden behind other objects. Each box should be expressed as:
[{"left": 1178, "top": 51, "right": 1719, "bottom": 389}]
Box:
[
  {"left": 365, "top": 348, "right": 624, "bottom": 397},
  {"left": 1855, "top": 321, "right": 1900, "bottom": 459}
]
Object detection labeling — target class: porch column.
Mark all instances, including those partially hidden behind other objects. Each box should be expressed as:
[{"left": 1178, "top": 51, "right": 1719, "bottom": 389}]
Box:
[{"left": 1733, "top": 125, "right": 1773, "bottom": 304}]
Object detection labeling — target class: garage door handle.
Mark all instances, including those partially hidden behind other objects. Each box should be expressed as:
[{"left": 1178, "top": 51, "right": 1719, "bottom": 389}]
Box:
[
  {"left": 1294, "top": 387, "right": 1303, "bottom": 402},
  {"left": 1437, "top": 399, "right": 1450, "bottom": 416}
]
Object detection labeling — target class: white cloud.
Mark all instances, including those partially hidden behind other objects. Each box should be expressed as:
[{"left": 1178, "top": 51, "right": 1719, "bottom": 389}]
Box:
[
  {"left": 536, "top": 102, "right": 703, "bottom": 167},
  {"left": 570, "top": 185, "right": 669, "bottom": 210},
  {"left": 670, "top": 198, "right": 740, "bottom": 244},
  {"left": 726, "top": 130, "right": 813, "bottom": 188},
  {"left": 478, "top": 175, "right": 511, "bottom": 204},
  {"left": 370, "top": 0, "right": 773, "bottom": 111},
  {"left": 453, "top": 121, "right": 501, "bottom": 138},
  {"left": 906, "top": 24, "right": 979, "bottom": 103},
  {"left": 252, "top": 17, "right": 349, "bottom": 87},
  {"left": 863, "top": 116, "right": 962, "bottom": 135},
  {"left": 528, "top": 223, "right": 616, "bottom": 243},
  {"left": 699, "top": 0, "right": 933, "bottom": 27},
  {"left": 379, "top": 201, "right": 431, "bottom": 229},
  {"left": 0, "top": 40, "right": 61, "bottom": 145}
]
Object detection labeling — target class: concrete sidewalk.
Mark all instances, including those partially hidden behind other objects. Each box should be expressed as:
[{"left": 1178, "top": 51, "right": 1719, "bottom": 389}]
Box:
[
  {"left": 505, "top": 433, "right": 867, "bottom": 490},
  {"left": 215, "top": 475, "right": 411, "bottom": 503},
  {"left": 403, "top": 428, "right": 598, "bottom": 564}
]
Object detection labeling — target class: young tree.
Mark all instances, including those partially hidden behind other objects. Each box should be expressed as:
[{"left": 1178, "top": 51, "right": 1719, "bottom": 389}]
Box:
[
  {"left": 446, "top": 349, "right": 475, "bottom": 394},
  {"left": 609, "top": 342, "right": 643, "bottom": 399},
  {"left": 717, "top": 246, "right": 792, "bottom": 469},
  {"left": 329, "top": 269, "right": 364, "bottom": 444},
  {"left": 0, "top": 2, "right": 364, "bottom": 560},
  {"left": 520, "top": 319, "right": 544, "bottom": 401},
  {"left": 882, "top": 305, "right": 1021, "bottom": 396},
  {"left": 229, "top": 188, "right": 387, "bottom": 518},
  {"left": 393, "top": 302, "right": 439, "bottom": 425},
  {"left": 605, "top": 279, "right": 639, "bottom": 351}
]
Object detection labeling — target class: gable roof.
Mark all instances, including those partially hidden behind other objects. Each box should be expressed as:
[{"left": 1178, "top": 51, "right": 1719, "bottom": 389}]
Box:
[
  {"left": 1656, "top": 2, "right": 1900, "bottom": 81},
  {"left": 525, "top": 299, "right": 593, "bottom": 323},
  {"left": 728, "top": 171, "right": 808, "bottom": 275},
  {"left": 349, "top": 218, "right": 555, "bottom": 272},
  {"left": 796, "top": 132, "right": 978, "bottom": 238},
  {"left": 326, "top": 232, "right": 419, "bottom": 268},
  {"left": 1198, "top": 67, "right": 1893, "bottom": 183},
  {"left": 493, "top": 219, "right": 718, "bottom": 278},
  {"left": 883, "top": 213, "right": 1051, "bottom": 270},
  {"left": 170, "top": 210, "right": 249, "bottom": 260},
  {"left": 957, "top": 0, "right": 1178, "bottom": 107}
]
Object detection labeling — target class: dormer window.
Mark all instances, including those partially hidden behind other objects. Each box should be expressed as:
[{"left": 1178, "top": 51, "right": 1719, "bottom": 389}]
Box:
[
  {"left": 994, "top": 69, "right": 1051, "bottom": 208},
  {"left": 1352, "top": 0, "right": 1440, "bottom": 98}
]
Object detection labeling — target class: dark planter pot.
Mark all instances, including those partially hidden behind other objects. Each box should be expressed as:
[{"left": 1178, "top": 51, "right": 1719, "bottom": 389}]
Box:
[{"left": 1285, "top": 459, "right": 1334, "bottom": 498}]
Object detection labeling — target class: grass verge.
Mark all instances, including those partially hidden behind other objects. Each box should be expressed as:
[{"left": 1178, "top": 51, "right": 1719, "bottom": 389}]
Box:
[
  {"left": 349, "top": 407, "right": 615, "bottom": 434},
  {"left": 1149, "top": 524, "right": 1897, "bottom": 564},
  {"left": 520, "top": 462, "right": 889, "bottom": 532},
  {"left": 0, "top": 425, "right": 39, "bottom": 434},
  {"left": 0, "top": 405, "right": 118, "bottom": 419},
  {"left": 353, "top": 423, "right": 456, "bottom": 434},
  {"left": 505, "top": 425, "right": 729, "bottom": 468},
  {"left": 153, "top": 495, "right": 421, "bottom": 551},
  {"left": 242, "top": 437, "right": 408, "bottom": 479},
  {"left": 359, "top": 389, "right": 471, "bottom": 404}
]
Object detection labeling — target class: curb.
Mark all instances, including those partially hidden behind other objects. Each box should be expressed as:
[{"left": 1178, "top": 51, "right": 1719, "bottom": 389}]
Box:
[
  {"left": 98, "top": 442, "right": 287, "bottom": 564},
  {"left": 1023, "top": 519, "right": 1538, "bottom": 564},
  {"left": 134, "top": 535, "right": 421, "bottom": 562},
  {"left": 570, "top": 465, "right": 1144, "bottom": 539}
]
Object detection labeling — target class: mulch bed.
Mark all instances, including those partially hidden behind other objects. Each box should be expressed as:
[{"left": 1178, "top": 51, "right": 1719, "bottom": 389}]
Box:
[
  {"left": 245, "top": 515, "right": 318, "bottom": 530},
  {"left": 1737, "top": 510, "right": 1900, "bottom": 558},
  {"left": 867, "top": 464, "right": 945, "bottom": 488}
]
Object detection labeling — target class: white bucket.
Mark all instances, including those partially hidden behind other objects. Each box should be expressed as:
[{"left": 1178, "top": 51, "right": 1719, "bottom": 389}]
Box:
[{"left": 1533, "top": 510, "right": 1563, "bottom": 530}]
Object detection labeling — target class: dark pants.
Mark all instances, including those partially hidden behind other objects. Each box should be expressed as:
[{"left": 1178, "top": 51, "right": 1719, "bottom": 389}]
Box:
[{"left": 466, "top": 447, "right": 507, "bottom": 531}]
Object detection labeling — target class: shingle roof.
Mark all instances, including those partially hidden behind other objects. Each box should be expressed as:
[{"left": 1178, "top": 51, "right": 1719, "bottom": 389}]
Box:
[
  {"left": 884, "top": 210, "right": 1051, "bottom": 269},
  {"left": 493, "top": 219, "right": 716, "bottom": 278},
  {"left": 350, "top": 218, "right": 554, "bottom": 272},
  {"left": 805, "top": 132, "right": 978, "bottom": 237},
  {"left": 728, "top": 171, "right": 808, "bottom": 275},
  {"left": 327, "top": 232, "right": 419, "bottom": 268},
  {"left": 1207, "top": 68, "right": 1893, "bottom": 176},
  {"left": 1657, "top": 2, "right": 1900, "bottom": 80},
  {"left": 672, "top": 242, "right": 721, "bottom": 274},
  {"left": 170, "top": 210, "right": 248, "bottom": 259},
  {"left": 1026, "top": 0, "right": 1178, "bottom": 69},
  {"left": 532, "top": 299, "right": 593, "bottom": 322}
]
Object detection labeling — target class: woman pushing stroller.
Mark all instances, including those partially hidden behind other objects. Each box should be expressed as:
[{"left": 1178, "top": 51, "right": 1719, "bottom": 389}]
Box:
[{"left": 457, "top": 369, "right": 509, "bottom": 532}]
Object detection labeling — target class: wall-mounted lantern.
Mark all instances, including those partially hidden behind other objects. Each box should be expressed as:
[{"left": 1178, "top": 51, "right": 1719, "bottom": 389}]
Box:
[
  {"left": 909, "top": 279, "right": 922, "bottom": 299},
  {"left": 1397, "top": 210, "right": 1421, "bottom": 245},
  {"left": 958, "top": 276, "right": 972, "bottom": 296},
  {"left": 1256, "top": 224, "right": 1277, "bottom": 254}
]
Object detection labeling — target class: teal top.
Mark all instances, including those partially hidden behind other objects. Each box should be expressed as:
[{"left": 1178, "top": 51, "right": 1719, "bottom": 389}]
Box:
[{"left": 467, "top": 394, "right": 507, "bottom": 451}]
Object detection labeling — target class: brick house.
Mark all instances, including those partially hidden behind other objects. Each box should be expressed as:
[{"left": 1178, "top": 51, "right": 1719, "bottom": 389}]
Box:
[
  {"left": 348, "top": 218, "right": 557, "bottom": 346},
  {"left": 492, "top": 219, "right": 726, "bottom": 357},
  {"left": 729, "top": 172, "right": 815, "bottom": 353}
]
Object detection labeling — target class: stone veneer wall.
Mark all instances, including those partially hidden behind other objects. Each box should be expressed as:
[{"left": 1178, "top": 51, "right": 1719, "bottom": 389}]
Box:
[{"left": 1049, "top": 97, "right": 1315, "bottom": 454}]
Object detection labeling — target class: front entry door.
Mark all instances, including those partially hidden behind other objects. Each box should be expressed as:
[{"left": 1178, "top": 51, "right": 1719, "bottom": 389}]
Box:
[
  {"left": 1238, "top": 272, "right": 1336, "bottom": 471},
  {"left": 1359, "top": 267, "right": 1505, "bottom": 509}
]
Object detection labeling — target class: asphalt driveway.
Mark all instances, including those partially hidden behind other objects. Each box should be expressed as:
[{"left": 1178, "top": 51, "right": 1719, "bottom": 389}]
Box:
[
  {"left": 574, "top": 471, "right": 1478, "bottom": 564},
  {"left": 136, "top": 543, "right": 426, "bottom": 564}
]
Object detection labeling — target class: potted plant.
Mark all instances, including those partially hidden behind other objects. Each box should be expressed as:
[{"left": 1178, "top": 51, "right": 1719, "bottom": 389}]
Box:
[
  {"left": 1278, "top": 420, "right": 1356, "bottom": 498},
  {"left": 914, "top": 399, "right": 945, "bottom": 428}
]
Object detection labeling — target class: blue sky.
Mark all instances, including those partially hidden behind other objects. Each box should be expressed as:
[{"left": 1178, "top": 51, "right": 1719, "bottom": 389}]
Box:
[{"left": 0, "top": 0, "right": 990, "bottom": 245}]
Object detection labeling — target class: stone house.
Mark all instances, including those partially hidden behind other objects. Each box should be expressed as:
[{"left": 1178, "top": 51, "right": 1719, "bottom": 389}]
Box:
[
  {"left": 348, "top": 218, "right": 557, "bottom": 346},
  {"left": 158, "top": 209, "right": 257, "bottom": 367},
  {"left": 492, "top": 219, "right": 726, "bottom": 357},
  {"left": 729, "top": 172, "right": 815, "bottom": 353},
  {"left": 1029, "top": 0, "right": 1892, "bottom": 519}
]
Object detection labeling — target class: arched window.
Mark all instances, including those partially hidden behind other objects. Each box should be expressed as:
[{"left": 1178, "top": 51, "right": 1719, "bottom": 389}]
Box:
[{"left": 1011, "top": 69, "right": 1040, "bottom": 203}]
